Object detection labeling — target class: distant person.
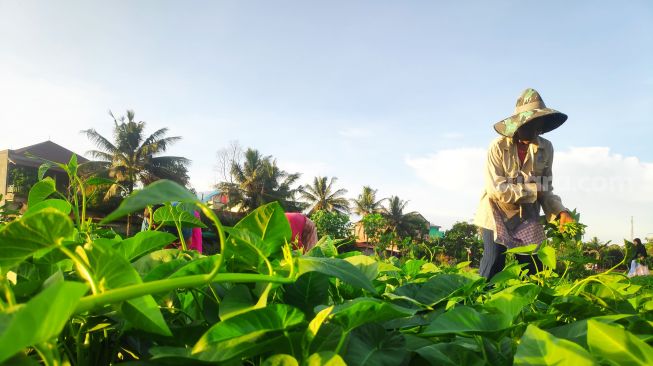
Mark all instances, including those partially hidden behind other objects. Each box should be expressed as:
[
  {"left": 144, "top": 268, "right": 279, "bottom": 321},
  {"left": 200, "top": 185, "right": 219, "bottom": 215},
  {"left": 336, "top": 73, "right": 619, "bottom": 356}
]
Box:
[
  {"left": 475, "top": 88, "right": 575, "bottom": 280},
  {"left": 141, "top": 208, "right": 151, "bottom": 231},
  {"left": 285, "top": 212, "right": 318, "bottom": 252},
  {"left": 188, "top": 210, "right": 203, "bottom": 253},
  {"left": 628, "top": 238, "right": 649, "bottom": 277}
]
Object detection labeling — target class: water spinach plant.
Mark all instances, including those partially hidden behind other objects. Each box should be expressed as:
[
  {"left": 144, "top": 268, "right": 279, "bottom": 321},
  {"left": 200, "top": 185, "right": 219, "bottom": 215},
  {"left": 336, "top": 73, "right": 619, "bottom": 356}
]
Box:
[{"left": 0, "top": 163, "right": 652, "bottom": 365}]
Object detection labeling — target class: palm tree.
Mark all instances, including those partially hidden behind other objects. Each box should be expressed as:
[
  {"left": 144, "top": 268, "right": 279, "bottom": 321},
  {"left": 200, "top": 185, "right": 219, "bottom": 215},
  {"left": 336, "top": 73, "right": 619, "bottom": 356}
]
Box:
[
  {"left": 218, "top": 148, "right": 303, "bottom": 212},
  {"left": 82, "top": 110, "right": 190, "bottom": 197},
  {"left": 382, "top": 196, "right": 429, "bottom": 238},
  {"left": 351, "top": 186, "right": 386, "bottom": 216},
  {"left": 300, "top": 176, "right": 349, "bottom": 215}
]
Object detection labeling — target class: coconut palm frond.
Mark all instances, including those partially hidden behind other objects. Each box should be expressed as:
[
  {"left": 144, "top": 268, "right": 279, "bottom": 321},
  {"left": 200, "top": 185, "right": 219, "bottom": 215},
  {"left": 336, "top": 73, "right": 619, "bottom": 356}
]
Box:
[
  {"left": 82, "top": 110, "right": 188, "bottom": 195},
  {"left": 82, "top": 129, "right": 119, "bottom": 154}
]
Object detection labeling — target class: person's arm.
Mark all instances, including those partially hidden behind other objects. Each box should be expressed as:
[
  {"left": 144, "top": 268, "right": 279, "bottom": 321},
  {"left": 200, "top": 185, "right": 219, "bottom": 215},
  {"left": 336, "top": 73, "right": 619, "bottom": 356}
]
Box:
[
  {"left": 637, "top": 244, "right": 648, "bottom": 259},
  {"left": 536, "top": 145, "right": 568, "bottom": 223},
  {"left": 486, "top": 143, "right": 538, "bottom": 204},
  {"left": 302, "top": 218, "right": 318, "bottom": 252}
]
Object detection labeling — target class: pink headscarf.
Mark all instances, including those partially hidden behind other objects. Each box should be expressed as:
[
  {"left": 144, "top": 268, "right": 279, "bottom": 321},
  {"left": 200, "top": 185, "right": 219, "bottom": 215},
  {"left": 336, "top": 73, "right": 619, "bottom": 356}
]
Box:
[{"left": 285, "top": 212, "right": 307, "bottom": 250}]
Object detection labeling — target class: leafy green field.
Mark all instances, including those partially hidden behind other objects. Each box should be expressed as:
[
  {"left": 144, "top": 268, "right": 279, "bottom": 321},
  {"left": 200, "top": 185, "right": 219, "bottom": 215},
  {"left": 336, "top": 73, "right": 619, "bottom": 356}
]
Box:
[{"left": 1, "top": 173, "right": 652, "bottom": 365}]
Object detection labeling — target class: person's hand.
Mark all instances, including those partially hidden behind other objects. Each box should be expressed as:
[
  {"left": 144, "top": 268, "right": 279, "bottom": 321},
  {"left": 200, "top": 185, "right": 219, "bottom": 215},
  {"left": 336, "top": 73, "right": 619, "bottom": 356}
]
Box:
[
  {"left": 523, "top": 173, "right": 544, "bottom": 191},
  {"left": 559, "top": 211, "right": 575, "bottom": 232}
]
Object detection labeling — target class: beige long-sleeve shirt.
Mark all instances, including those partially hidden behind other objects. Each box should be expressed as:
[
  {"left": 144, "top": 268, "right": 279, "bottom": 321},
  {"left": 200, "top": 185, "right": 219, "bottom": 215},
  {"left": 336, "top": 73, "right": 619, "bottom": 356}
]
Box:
[{"left": 474, "top": 136, "right": 567, "bottom": 233}]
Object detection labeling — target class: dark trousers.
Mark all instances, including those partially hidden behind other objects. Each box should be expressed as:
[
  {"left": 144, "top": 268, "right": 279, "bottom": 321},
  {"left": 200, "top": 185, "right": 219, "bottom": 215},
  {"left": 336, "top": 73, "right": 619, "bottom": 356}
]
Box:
[{"left": 479, "top": 228, "right": 542, "bottom": 280}]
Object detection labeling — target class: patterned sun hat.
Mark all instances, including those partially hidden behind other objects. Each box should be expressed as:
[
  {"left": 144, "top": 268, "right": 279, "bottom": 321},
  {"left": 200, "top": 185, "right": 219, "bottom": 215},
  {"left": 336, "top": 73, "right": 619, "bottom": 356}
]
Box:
[{"left": 494, "top": 88, "right": 568, "bottom": 137}]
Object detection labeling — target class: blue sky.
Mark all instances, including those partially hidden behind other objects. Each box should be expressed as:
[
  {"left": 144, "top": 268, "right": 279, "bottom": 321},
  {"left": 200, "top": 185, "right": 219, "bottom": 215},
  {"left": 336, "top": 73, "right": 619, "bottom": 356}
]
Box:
[{"left": 1, "top": 1, "right": 652, "bottom": 242}]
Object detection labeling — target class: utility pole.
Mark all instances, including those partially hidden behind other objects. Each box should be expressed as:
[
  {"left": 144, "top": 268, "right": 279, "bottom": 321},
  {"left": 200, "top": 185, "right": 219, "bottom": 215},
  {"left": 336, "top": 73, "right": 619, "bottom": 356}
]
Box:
[{"left": 631, "top": 216, "right": 634, "bottom": 241}]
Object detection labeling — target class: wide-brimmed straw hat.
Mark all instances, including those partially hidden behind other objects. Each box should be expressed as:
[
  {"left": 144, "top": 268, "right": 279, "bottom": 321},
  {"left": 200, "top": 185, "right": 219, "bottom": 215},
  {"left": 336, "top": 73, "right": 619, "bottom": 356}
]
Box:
[{"left": 494, "top": 88, "right": 567, "bottom": 137}]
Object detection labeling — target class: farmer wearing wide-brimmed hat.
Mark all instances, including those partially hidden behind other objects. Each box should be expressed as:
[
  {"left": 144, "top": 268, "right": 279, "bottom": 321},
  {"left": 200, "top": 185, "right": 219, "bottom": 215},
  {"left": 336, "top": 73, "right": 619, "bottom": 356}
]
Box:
[{"left": 474, "top": 88, "right": 575, "bottom": 280}]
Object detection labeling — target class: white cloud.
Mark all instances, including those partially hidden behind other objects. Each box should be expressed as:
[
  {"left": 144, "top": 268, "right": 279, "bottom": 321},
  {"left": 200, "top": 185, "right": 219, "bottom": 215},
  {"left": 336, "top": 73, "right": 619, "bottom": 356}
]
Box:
[
  {"left": 405, "top": 146, "right": 653, "bottom": 243},
  {"left": 402, "top": 148, "right": 485, "bottom": 224}
]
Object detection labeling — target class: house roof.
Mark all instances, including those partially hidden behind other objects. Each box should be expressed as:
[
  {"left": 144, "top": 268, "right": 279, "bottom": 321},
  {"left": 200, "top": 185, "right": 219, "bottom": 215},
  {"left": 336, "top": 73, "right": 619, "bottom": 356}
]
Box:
[{"left": 6, "top": 141, "right": 89, "bottom": 167}]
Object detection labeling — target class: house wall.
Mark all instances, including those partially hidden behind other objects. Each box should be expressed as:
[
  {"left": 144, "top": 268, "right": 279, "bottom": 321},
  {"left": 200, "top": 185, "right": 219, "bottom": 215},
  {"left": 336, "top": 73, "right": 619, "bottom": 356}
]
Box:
[{"left": 0, "top": 150, "right": 8, "bottom": 204}]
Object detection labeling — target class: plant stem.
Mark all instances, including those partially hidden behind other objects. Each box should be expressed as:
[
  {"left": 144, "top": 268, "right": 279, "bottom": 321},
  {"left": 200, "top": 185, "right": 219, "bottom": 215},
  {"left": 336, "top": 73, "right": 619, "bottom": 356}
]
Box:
[
  {"left": 72, "top": 187, "right": 81, "bottom": 230},
  {"left": 529, "top": 254, "right": 543, "bottom": 286},
  {"left": 334, "top": 331, "right": 349, "bottom": 354},
  {"left": 284, "top": 330, "right": 296, "bottom": 358},
  {"left": 74, "top": 273, "right": 294, "bottom": 314},
  {"left": 560, "top": 261, "right": 570, "bottom": 281},
  {"left": 59, "top": 244, "right": 99, "bottom": 295},
  {"left": 175, "top": 220, "right": 188, "bottom": 251},
  {"left": 74, "top": 175, "right": 87, "bottom": 231},
  {"left": 1, "top": 279, "right": 16, "bottom": 308},
  {"left": 195, "top": 203, "right": 226, "bottom": 276},
  {"left": 475, "top": 335, "right": 489, "bottom": 364}
]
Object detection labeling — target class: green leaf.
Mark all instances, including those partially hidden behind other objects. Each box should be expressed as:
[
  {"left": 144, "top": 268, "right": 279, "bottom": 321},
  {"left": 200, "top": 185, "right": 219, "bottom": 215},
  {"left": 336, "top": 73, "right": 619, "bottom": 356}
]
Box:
[
  {"left": 262, "top": 354, "right": 299, "bottom": 366},
  {"left": 67, "top": 154, "right": 78, "bottom": 177},
  {"left": 297, "top": 256, "right": 376, "bottom": 294},
  {"left": 420, "top": 262, "right": 439, "bottom": 274},
  {"left": 343, "top": 255, "right": 379, "bottom": 281},
  {"left": 377, "top": 261, "right": 401, "bottom": 272},
  {"left": 388, "top": 273, "right": 474, "bottom": 308},
  {"left": 587, "top": 319, "right": 653, "bottom": 366},
  {"left": 506, "top": 244, "right": 538, "bottom": 254},
  {"left": 231, "top": 202, "right": 290, "bottom": 257},
  {"left": 489, "top": 262, "right": 524, "bottom": 285},
  {"left": 456, "top": 260, "right": 471, "bottom": 269},
  {"left": 306, "top": 352, "right": 346, "bottom": 366},
  {"left": 223, "top": 226, "right": 268, "bottom": 268},
  {"left": 27, "top": 178, "right": 57, "bottom": 207},
  {"left": 23, "top": 199, "right": 72, "bottom": 217},
  {"left": 219, "top": 285, "right": 255, "bottom": 320},
  {"left": 514, "top": 325, "right": 596, "bottom": 366},
  {"left": 537, "top": 245, "right": 557, "bottom": 269},
  {"left": 306, "top": 236, "right": 339, "bottom": 258},
  {"left": 85, "top": 241, "right": 172, "bottom": 336},
  {"left": 548, "top": 318, "right": 592, "bottom": 348},
  {"left": 192, "top": 304, "right": 305, "bottom": 362},
  {"left": 283, "top": 272, "right": 330, "bottom": 317},
  {"left": 382, "top": 309, "right": 443, "bottom": 329},
  {"left": 37, "top": 163, "right": 53, "bottom": 181},
  {"left": 547, "top": 315, "right": 631, "bottom": 349},
  {"left": 484, "top": 283, "right": 540, "bottom": 322},
  {"left": 142, "top": 258, "right": 188, "bottom": 282},
  {"left": 101, "top": 180, "right": 198, "bottom": 223},
  {"left": 132, "top": 249, "right": 191, "bottom": 277},
  {"left": 0, "top": 209, "right": 74, "bottom": 269},
  {"left": 302, "top": 306, "right": 334, "bottom": 352},
  {"left": 0, "top": 281, "right": 88, "bottom": 363},
  {"left": 401, "top": 259, "right": 426, "bottom": 277},
  {"left": 152, "top": 334, "right": 297, "bottom": 365},
  {"left": 344, "top": 323, "right": 408, "bottom": 366},
  {"left": 549, "top": 295, "right": 606, "bottom": 319},
  {"left": 327, "top": 298, "right": 415, "bottom": 332},
  {"left": 221, "top": 203, "right": 291, "bottom": 269},
  {"left": 168, "top": 255, "right": 220, "bottom": 278},
  {"left": 414, "top": 343, "right": 485, "bottom": 366},
  {"left": 113, "top": 230, "right": 177, "bottom": 261},
  {"left": 153, "top": 205, "right": 206, "bottom": 228},
  {"left": 421, "top": 306, "right": 511, "bottom": 336}
]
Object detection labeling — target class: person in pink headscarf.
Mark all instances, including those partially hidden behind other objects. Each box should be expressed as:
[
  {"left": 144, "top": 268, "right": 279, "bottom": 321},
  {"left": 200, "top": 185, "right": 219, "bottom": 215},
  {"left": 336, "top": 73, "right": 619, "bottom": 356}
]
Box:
[
  {"left": 188, "top": 210, "right": 203, "bottom": 253},
  {"left": 285, "top": 212, "right": 318, "bottom": 252}
]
